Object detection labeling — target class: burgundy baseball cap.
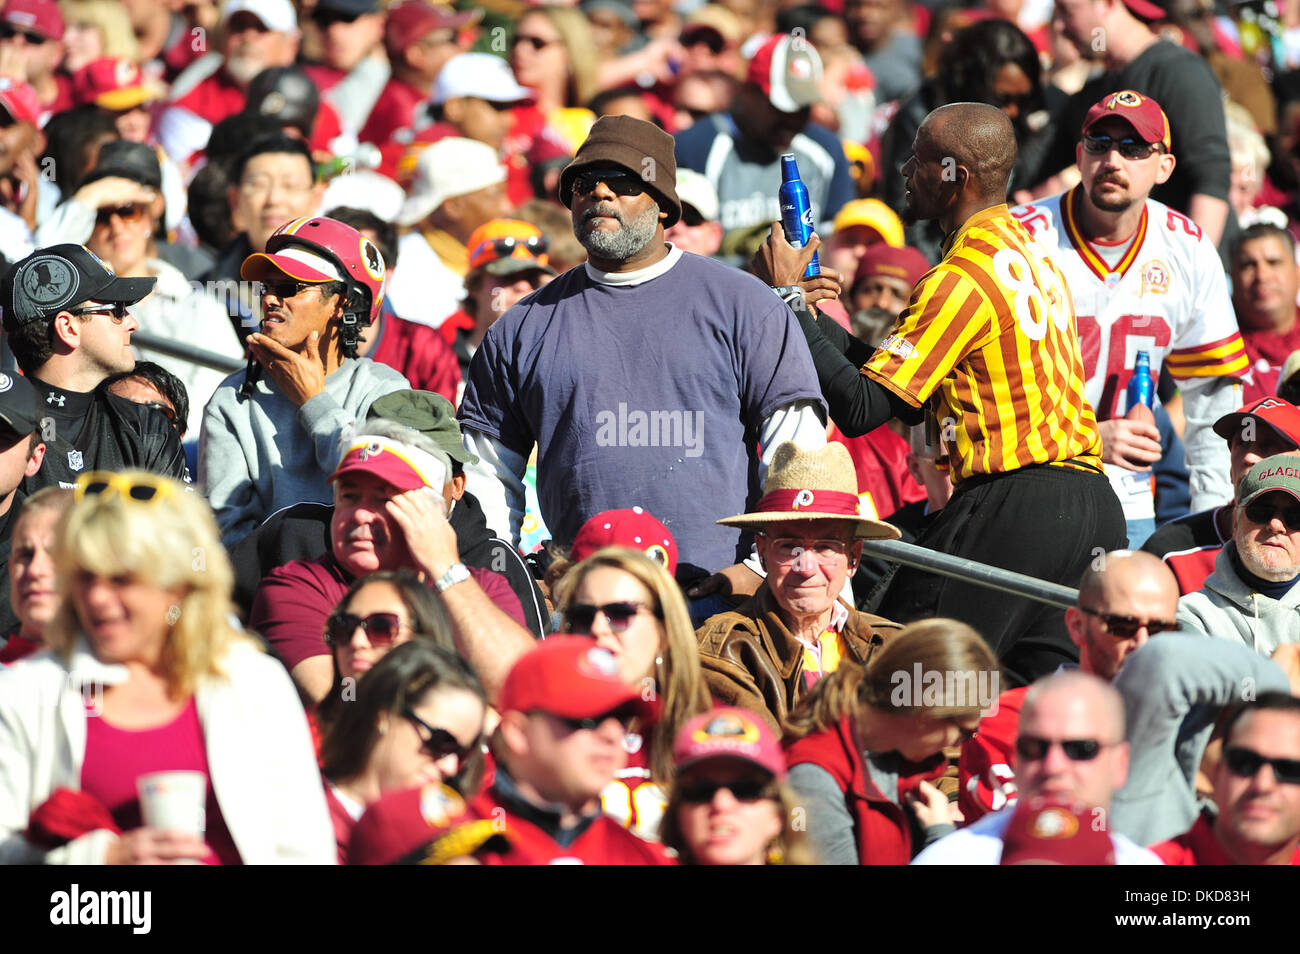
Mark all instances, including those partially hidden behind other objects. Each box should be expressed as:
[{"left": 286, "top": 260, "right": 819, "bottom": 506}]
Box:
[
  {"left": 384, "top": 1, "right": 479, "bottom": 55},
  {"left": 672, "top": 706, "right": 786, "bottom": 780},
  {"left": 1212, "top": 396, "right": 1300, "bottom": 447},
  {"left": 347, "top": 783, "right": 481, "bottom": 865},
  {"left": 0, "top": 0, "right": 63, "bottom": 41},
  {"left": 570, "top": 507, "right": 678, "bottom": 576},
  {"left": 1120, "top": 0, "right": 1165, "bottom": 21},
  {"left": 497, "top": 636, "right": 658, "bottom": 722},
  {"left": 73, "top": 57, "right": 161, "bottom": 111},
  {"left": 1081, "top": 89, "right": 1171, "bottom": 150},
  {"left": 999, "top": 796, "right": 1116, "bottom": 865},
  {"left": 852, "top": 244, "right": 930, "bottom": 294},
  {"left": 0, "top": 77, "right": 39, "bottom": 126},
  {"left": 746, "top": 33, "right": 822, "bottom": 113},
  {"left": 329, "top": 434, "right": 451, "bottom": 492}
]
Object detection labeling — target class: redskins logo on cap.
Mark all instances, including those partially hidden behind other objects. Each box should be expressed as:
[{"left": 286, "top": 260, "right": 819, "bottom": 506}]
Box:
[
  {"left": 1029, "top": 807, "right": 1080, "bottom": 840},
  {"left": 1106, "top": 90, "right": 1143, "bottom": 110},
  {"left": 0, "top": 373, "right": 13, "bottom": 394},
  {"left": 115, "top": 59, "right": 138, "bottom": 87},
  {"left": 695, "top": 711, "right": 761, "bottom": 744},
  {"left": 358, "top": 440, "right": 384, "bottom": 461},
  {"left": 582, "top": 646, "right": 620, "bottom": 678},
  {"left": 419, "top": 783, "right": 467, "bottom": 828},
  {"left": 645, "top": 544, "right": 669, "bottom": 567},
  {"left": 18, "top": 255, "right": 76, "bottom": 309},
  {"left": 361, "top": 237, "right": 386, "bottom": 281},
  {"left": 793, "top": 489, "right": 814, "bottom": 509}
]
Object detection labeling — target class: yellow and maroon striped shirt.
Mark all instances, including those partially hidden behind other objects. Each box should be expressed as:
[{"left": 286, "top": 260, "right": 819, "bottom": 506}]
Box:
[{"left": 862, "top": 205, "right": 1102, "bottom": 483}]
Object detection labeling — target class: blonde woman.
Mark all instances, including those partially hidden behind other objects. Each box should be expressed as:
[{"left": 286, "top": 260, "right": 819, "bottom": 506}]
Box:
[
  {"left": 553, "top": 546, "right": 711, "bottom": 839},
  {"left": 60, "top": 0, "right": 140, "bottom": 71},
  {"left": 0, "top": 471, "right": 334, "bottom": 864},
  {"left": 784, "top": 618, "right": 1000, "bottom": 864},
  {"left": 510, "top": 6, "right": 597, "bottom": 152}
]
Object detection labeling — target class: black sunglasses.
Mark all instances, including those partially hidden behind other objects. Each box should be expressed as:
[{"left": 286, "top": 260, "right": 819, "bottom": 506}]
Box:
[
  {"left": 404, "top": 708, "right": 478, "bottom": 764},
  {"left": 512, "top": 34, "right": 558, "bottom": 51},
  {"left": 1078, "top": 605, "right": 1179, "bottom": 640},
  {"left": 261, "top": 279, "right": 323, "bottom": 300},
  {"left": 0, "top": 24, "right": 47, "bottom": 44},
  {"left": 1082, "top": 133, "right": 1161, "bottom": 161},
  {"left": 1244, "top": 498, "right": 1300, "bottom": 533},
  {"left": 325, "top": 611, "right": 404, "bottom": 646},
  {"left": 571, "top": 168, "right": 646, "bottom": 198},
  {"left": 563, "top": 600, "right": 661, "bottom": 635},
  {"left": 1224, "top": 745, "right": 1300, "bottom": 785},
  {"left": 544, "top": 706, "right": 639, "bottom": 733},
  {"left": 1015, "top": 735, "right": 1111, "bottom": 762},
  {"left": 681, "top": 27, "right": 726, "bottom": 54},
  {"left": 679, "top": 778, "right": 772, "bottom": 804},
  {"left": 69, "top": 302, "right": 130, "bottom": 321}
]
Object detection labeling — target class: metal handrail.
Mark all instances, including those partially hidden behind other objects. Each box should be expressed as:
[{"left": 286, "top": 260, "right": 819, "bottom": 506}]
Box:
[
  {"left": 859, "top": 538, "right": 1080, "bottom": 610},
  {"left": 132, "top": 331, "right": 243, "bottom": 374}
]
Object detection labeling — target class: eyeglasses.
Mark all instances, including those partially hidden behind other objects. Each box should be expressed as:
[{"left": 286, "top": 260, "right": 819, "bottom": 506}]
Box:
[
  {"left": 542, "top": 706, "right": 639, "bottom": 733},
  {"left": 471, "top": 234, "right": 547, "bottom": 264},
  {"left": 1224, "top": 745, "right": 1300, "bottom": 785},
  {"left": 404, "top": 709, "right": 479, "bottom": 765},
  {"left": 765, "top": 538, "right": 853, "bottom": 563},
  {"left": 68, "top": 302, "right": 130, "bottom": 322},
  {"left": 571, "top": 168, "right": 646, "bottom": 198},
  {"left": 261, "top": 279, "right": 324, "bottom": 300},
  {"left": 94, "top": 203, "right": 150, "bottom": 228},
  {"left": 325, "top": 611, "right": 404, "bottom": 647},
  {"left": 679, "top": 778, "right": 772, "bottom": 804},
  {"left": 1243, "top": 498, "right": 1300, "bottom": 533},
  {"left": 512, "top": 34, "right": 559, "bottom": 51},
  {"left": 74, "top": 471, "right": 175, "bottom": 504},
  {"left": 1082, "top": 133, "right": 1162, "bottom": 161},
  {"left": 0, "top": 24, "right": 47, "bottom": 44},
  {"left": 1015, "top": 735, "right": 1114, "bottom": 762},
  {"left": 1077, "top": 605, "right": 1179, "bottom": 640},
  {"left": 563, "top": 601, "right": 661, "bottom": 634}
]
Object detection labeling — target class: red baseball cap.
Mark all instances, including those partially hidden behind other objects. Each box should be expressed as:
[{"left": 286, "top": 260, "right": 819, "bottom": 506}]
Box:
[
  {"left": 672, "top": 706, "right": 786, "bottom": 779},
  {"left": 384, "top": 1, "right": 479, "bottom": 56},
  {"left": 1120, "top": 0, "right": 1165, "bottom": 21},
  {"left": 999, "top": 796, "right": 1115, "bottom": 865},
  {"left": 852, "top": 244, "right": 930, "bottom": 294},
  {"left": 329, "top": 434, "right": 451, "bottom": 493},
  {"left": 0, "top": 0, "right": 63, "bottom": 41},
  {"left": 0, "top": 77, "right": 39, "bottom": 126},
  {"left": 1081, "top": 89, "right": 1171, "bottom": 150},
  {"left": 497, "top": 636, "right": 658, "bottom": 722},
  {"left": 72, "top": 57, "right": 161, "bottom": 111},
  {"left": 347, "top": 783, "right": 484, "bottom": 865},
  {"left": 1213, "top": 396, "right": 1300, "bottom": 447},
  {"left": 570, "top": 507, "right": 678, "bottom": 576},
  {"left": 747, "top": 33, "right": 822, "bottom": 113}
]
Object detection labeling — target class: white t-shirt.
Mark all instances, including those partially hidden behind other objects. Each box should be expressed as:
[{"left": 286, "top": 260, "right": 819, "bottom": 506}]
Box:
[{"left": 911, "top": 805, "right": 1163, "bottom": 865}]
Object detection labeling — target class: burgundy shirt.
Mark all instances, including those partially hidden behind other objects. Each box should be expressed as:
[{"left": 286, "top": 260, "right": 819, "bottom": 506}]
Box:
[
  {"left": 1242, "top": 323, "right": 1300, "bottom": 403},
  {"left": 368, "top": 307, "right": 462, "bottom": 405}
]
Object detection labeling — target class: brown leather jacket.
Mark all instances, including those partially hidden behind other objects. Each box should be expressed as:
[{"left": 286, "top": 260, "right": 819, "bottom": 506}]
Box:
[{"left": 695, "top": 586, "right": 901, "bottom": 733}]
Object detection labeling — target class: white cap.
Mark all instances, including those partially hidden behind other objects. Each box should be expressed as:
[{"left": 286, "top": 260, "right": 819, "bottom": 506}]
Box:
[
  {"left": 674, "top": 168, "right": 719, "bottom": 223},
  {"left": 397, "top": 138, "right": 507, "bottom": 227},
  {"left": 221, "top": 0, "right": 297, "bottom": 33},
  {"left": 433, "top": 53, "right": 533, "bottom": 106}
]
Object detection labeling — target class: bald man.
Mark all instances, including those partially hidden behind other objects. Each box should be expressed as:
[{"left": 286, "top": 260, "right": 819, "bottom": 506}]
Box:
[
  {"left": 957, "top": 550, "right": 1179, "bottom": 821},
  {"left": 914, "top": 671, "right": 1161, "bottom": 864},
  {"left": 781, "top": 102, "right": 1124, "bottom": 685}
]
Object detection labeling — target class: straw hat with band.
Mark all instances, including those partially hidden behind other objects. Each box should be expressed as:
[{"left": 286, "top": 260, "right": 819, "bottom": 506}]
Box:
[{"left": 717, "top": 442, "right": 900, "bottom": 539}]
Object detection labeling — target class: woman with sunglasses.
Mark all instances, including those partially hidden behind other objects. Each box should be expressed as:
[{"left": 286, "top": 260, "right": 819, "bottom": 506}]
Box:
[
  {"left": 660, "top": 707, "right": 816, "bottom": 865},
  {"left": 784, "top": 618, "right": 999, "bottom": 865},
  {"left": 0, "top": 471, "right": 334, "bottom": 863},
  {"left": 319, "top": 641, "right": 487, "bottom": 863},
  {"left": 553, "top": 547, "right": 711, "bottom": 839}
]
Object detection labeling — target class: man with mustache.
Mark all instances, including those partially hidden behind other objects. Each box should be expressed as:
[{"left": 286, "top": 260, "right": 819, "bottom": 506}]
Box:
[
  {"left": 1010, "top": 91, "right": 1247, "bottom": 548},
  {"left": 459, "top": 115, "right": 827, "bottom": 615}
]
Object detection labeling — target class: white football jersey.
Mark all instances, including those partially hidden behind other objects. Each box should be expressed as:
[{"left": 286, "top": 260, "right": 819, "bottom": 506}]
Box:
[{"left": 1010, "top": 187, "right": 1248, "bottom": 510}]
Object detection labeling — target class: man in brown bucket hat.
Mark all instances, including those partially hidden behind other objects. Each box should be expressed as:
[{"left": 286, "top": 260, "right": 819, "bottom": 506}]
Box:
[{"left": 696, "top": 441, "right": 902, "bottom": 731}]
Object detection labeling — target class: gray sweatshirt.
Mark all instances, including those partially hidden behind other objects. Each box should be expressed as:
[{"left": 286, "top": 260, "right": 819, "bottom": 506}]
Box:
[
  {"left": 1111, "top": 632, "right": 1289, "bottom": 846},
  {"left": 1176, "top": 542, "right": 1300, "bottom": 654},
  {"left": 199, "top": 357, "right": 408, "bottom": 547}
]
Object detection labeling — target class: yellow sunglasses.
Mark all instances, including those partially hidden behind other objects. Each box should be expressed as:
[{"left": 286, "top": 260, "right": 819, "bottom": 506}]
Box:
[{"left": 74, "top": 471, "right": 176, "bottom": 504}]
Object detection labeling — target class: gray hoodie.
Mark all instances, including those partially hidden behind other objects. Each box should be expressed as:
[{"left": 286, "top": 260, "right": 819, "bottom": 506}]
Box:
[{"left": 1175, "top": 543, "right": 1300, "bottom": 654}]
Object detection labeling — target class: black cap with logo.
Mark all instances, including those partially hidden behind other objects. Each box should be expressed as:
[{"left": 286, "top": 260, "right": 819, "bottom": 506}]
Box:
[
  {"left": 1, "top": 244, "right": 156, "bottom": 328},
  {"left": 0, "top": 370, "right": 38, "bottom": 442}
]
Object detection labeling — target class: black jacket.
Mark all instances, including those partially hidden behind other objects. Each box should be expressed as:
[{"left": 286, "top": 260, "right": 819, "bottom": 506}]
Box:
[{"left": 228, "top": 492, "right": 548, "bottom": 638}]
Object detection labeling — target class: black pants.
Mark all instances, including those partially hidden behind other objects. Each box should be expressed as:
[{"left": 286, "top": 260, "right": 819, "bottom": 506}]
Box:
[{"left": 867, "top": 464, "right": 1127, "bottom": 687}]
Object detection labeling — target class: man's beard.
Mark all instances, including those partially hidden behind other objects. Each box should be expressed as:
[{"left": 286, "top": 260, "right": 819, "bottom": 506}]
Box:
[
  {"left": 1088, "top": 180, "right": 1136, "bottom": 215},
  {"left": 225, "top": 48, "right": 267, "bottom": 87},
  {"left": 576, "top": 201, "right": 660, "bottom": 262}
]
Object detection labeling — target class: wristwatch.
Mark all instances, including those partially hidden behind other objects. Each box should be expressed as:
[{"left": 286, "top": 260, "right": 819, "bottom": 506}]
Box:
[
  {"left": 772, "top": 284, "right": 807, "bottom": 311},
  {"left": 434, "top": 562, "right": 471, "bottom": 592}
]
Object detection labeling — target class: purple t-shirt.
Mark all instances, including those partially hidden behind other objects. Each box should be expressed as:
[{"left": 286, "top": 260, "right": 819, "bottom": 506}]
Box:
[{"left": 458, "top": 251, "right": 825, "bottom": 579}]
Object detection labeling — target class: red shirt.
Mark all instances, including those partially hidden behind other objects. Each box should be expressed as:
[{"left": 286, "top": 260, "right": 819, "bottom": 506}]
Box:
[
  {"left": 0, "top": 634, "right": 41, "bottom": 664},
  {"left": 958, "top": 686, "right": 1027, "bottom": 823},
  {"left": 831, "top": 424, "right": 926, "bottom": 520},
  {"left": 1242, "top": 323, "right": 1300, "bottom": 403},
  {"left": 368, "top": 307, "right": 462, "bottom": 405},
  {"left": 358, "top": 75, "right": 428, "bottom": 152},
  {"left": 80, "top": 698, "right": 241, "bottom": 864},
  {"left": 324, "top": 781, "right": 362, "bottom": 864},
  {"left": 1151, "top": 811, "right": 1300, "bottom": 864}
]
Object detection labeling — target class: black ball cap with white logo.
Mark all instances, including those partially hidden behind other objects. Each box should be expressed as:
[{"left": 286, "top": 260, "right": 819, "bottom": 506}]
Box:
[
  {"left": 0, "top": 244, "right": 157, "bottom": 328},
  {"left": 0, "top": 371, "right": 38, "bottom": 443}
]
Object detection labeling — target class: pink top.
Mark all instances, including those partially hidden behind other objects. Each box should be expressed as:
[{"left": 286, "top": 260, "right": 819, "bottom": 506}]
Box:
[{"left": 81, "top": 698, "right": 241, "bottom": 865}]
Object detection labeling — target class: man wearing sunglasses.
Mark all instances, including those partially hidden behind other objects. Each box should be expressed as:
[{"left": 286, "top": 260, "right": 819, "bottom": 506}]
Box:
[
  {"left": 1152, "top": 693, "right": 1300, "bottom": 864},
  {"left": 0, "top": 243, "right": 189, "bottom": 490},
  {"left": 1177, "top": 454, "right": 1300, "bottom": 653},
  {"left": 0, "top": 0, "right": 68, "bottom": 124},
  {"left": 1012, "top": 91, "right": 1246, "bottom": 548},
  {"left": 916, "top": 671, "right": 1162, "bottom": 863},
  {"left": 301, "top": 0, "right": 387, "bottom": 138}
]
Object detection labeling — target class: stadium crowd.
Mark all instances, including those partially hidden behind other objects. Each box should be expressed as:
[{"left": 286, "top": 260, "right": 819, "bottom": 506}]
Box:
[{"left": 0, "top": 0, "right": 1299, "bottom": 866}]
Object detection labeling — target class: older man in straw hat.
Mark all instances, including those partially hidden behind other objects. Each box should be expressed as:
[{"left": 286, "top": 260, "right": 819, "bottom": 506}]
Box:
[{"left": 696, "top": 442, "right": 902, "bottom": 732}]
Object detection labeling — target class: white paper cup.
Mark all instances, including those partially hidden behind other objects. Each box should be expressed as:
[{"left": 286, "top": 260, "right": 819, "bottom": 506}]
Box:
[{"left": 137, "top": 771, "right": 207, "bottom": 836}]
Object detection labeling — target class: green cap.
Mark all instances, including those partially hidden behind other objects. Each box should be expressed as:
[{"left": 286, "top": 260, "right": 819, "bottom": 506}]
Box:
[
  {"left": 1238, "top": 453, "right": 1300, "bottom": 506},
  {"left": 367, "top": 390, "right": 479, "bottom": 467}
]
